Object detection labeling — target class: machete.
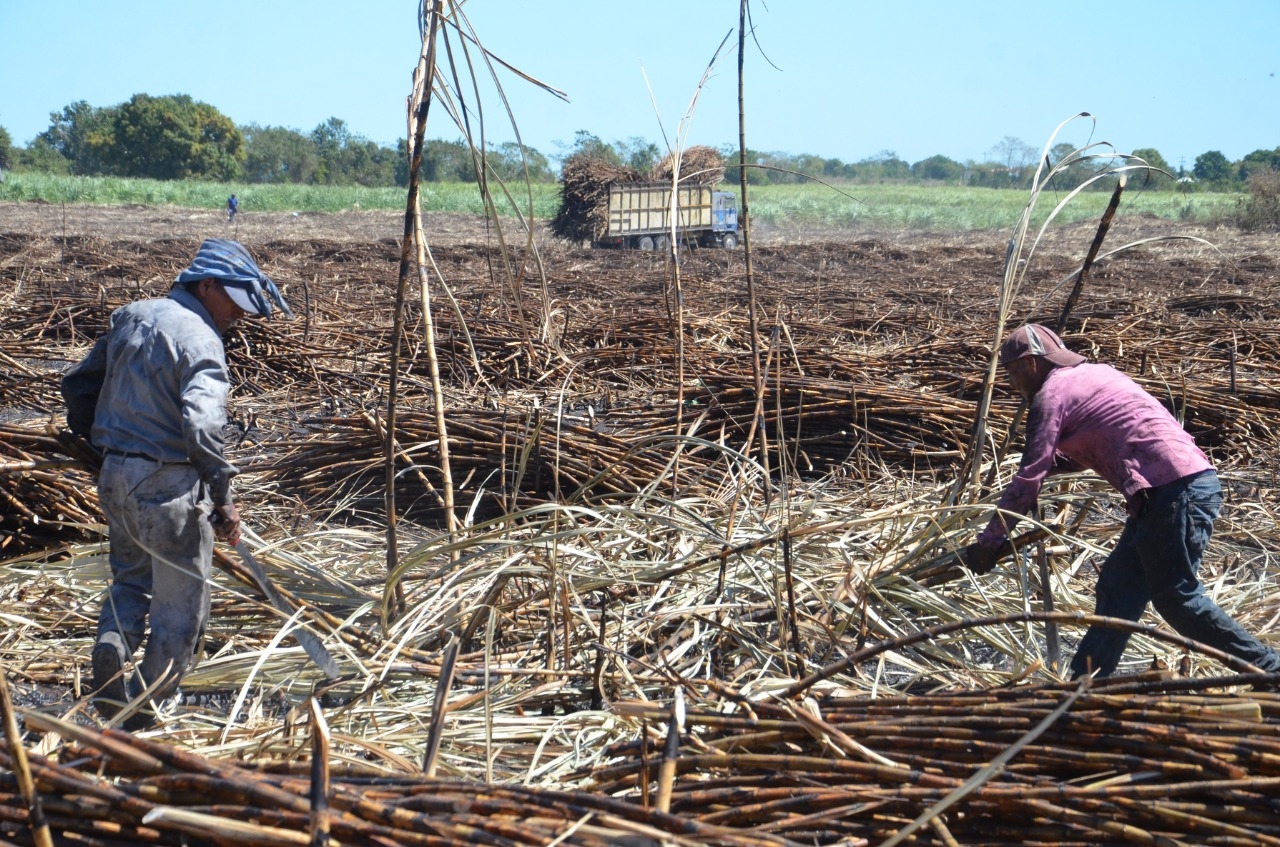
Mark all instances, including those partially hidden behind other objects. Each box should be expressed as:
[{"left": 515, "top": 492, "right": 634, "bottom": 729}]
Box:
[{"left": 230, "top": 538, "right": 340, "bottom": 679}]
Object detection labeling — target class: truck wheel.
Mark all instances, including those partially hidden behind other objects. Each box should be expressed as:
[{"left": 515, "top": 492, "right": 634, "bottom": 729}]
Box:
[
  {"left": 638, "top": 236, "right": 655, "bottom": 251},
  {"left": 722, "top": 233, "right": 739, "bottom": 249},
  {"left": 655, "top": 235, "right": 670, "bottom": 250}
]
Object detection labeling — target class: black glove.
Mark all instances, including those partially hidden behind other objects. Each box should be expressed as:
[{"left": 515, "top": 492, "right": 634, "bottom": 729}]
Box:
[{"left": 959, "top": 542, "right": 999, "bottom": 575}]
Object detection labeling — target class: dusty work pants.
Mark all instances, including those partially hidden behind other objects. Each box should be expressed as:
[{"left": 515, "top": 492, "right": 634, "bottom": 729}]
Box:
[
  {"left": 1071, "top": 470, "right": 1280, "bottom": 678},
  {"left": 96, "top": 454, "right": 213, "bottom": 699}
]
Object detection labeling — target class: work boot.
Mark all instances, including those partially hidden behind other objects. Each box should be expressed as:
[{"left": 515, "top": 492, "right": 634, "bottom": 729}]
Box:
[
  {"left": 90, "top": 640, "right": 128, "bottom": 718},
  {"left": 122, "top": 708, "right": 157, "bottom": 732}
]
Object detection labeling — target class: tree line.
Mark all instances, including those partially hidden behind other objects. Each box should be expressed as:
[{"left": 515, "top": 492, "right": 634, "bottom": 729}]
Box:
[
  {"left": 0, "top": 94, "right": 554, "bottom": 188},
  {"left": 0, "top": 94, "right": 1277, "bottom": 194}
]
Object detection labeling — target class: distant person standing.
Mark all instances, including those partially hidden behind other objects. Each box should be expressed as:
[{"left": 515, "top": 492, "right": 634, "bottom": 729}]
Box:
[{"left": 227, "top": 194, "right": 238, "bottom": 222}]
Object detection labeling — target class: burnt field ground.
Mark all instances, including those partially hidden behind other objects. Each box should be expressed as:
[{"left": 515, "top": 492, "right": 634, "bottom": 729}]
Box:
[
  {"left": 4, "top": 201, "right": 1280, "bottom": 844},
  {"left": 6, "top": 201, "right": 1280, "bottom": 532}
]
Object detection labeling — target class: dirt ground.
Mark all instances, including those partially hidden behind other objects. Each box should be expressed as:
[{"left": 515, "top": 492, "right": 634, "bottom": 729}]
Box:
[
  {"left": 5, "top": 198, "right": 1278, "bottom": 254},
  {"left": 1, "top": 201, "right": 483, "bottom": 245}
]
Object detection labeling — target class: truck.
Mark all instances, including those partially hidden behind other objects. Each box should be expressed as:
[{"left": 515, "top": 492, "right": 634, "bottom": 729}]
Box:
[{"left": 594, "top": 182, "right": 740, "bottom": 250}]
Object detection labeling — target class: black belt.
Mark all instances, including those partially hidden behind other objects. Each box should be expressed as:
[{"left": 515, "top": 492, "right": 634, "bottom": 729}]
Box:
[{"left": 104, "top": 449, "right": 161, "bottom": 462}]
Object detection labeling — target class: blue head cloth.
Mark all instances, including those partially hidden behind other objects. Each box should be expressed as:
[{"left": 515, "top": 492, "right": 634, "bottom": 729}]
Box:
[{"left": 174, "top": 239, "right": 293, "bottom": 319}]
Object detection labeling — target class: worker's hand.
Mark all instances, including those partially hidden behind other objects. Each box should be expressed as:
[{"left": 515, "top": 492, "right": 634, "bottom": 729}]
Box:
[
  {"left": 210, "top": 503, "right": 242, "bottom": 546},
  {"left": 959, "top": 542, "right": 999, "bottom": 575}
]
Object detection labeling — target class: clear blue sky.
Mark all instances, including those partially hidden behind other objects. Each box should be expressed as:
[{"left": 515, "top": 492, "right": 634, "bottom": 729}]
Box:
[{"left": 2, "top": 1, "right": 1277, "bottom": 171}]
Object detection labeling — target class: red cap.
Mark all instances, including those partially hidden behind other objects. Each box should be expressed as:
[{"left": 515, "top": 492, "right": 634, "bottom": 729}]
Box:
[{"left": 999, "top": 324, "right": 1086, "bottom": 368}]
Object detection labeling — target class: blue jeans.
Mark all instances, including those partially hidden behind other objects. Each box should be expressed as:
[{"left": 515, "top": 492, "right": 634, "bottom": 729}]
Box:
[{"left": 1071, "top": 470, "right": 1280, "bottom": 678}]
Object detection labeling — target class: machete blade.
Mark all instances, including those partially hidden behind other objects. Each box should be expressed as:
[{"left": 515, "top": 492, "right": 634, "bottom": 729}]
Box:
[{"left": 231, "top": 539, "right": 339, "bottom": 679}]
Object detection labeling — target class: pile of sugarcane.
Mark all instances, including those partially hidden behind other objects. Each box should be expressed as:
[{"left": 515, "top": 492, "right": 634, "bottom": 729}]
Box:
[
  {"left": 0, "top": 704, "right": 791, "bottom": 847},
  {"left": 0, "top": 424, "right": 100, "bottom": 553},
  {"left": 550, "top": 154, "right": 646, "bottom": 243},
  {"left": 652, "top": 145, "right": 726, "bottom": 186},
  {"left": 551, "top": 147, "right": 727, "bottom": 244},
  {"left": 586, "top": 679, "right": 1280, "bottom": 845},
  {"left": 6, "top": 677, "right": 1280, "bottom": 847}
]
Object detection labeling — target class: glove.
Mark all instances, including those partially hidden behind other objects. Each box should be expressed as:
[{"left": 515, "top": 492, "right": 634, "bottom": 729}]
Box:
[{"left": 959, "top": 542, "right": 999, "bottom": 575}]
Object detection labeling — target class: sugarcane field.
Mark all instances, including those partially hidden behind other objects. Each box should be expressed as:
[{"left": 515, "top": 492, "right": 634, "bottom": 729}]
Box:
[
  {"left": 3, "top": 189, "right": 1280, "bottom": 846},
  {"left": 3, "top": 5, "right": 1280, "bottom": 845}
]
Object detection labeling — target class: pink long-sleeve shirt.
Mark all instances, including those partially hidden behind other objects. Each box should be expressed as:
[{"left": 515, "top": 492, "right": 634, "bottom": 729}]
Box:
[{"left": 977, "top": 362, "right": 1212, "bottom": 548}]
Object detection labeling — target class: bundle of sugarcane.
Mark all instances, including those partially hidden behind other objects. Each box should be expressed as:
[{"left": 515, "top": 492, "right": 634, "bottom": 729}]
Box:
[
  {"left": 651, "top": 145, "right": 726, "bottom": 186},
  {"left": 248, "top": 405, "right": 731, "bottom": 521},
  {"left": 2, "top": 706, "right": 793, "bottom": 847},
  {"left": 550, "top": 154, "right": 645, "bottom": 243},
  {"left": 692, "top": 370, "right": 975, "bottom": 469},
  {"left": 0, "top": 423, "right": 100, "bottom": 555},
  {"left": 586, "top": 679, "right": 1280, "bottom": 846}
]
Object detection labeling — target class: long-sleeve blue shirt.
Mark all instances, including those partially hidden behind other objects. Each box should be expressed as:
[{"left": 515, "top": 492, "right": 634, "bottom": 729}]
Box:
[{"left": 91, "top": 288, "right": 238, "bottom": 505}]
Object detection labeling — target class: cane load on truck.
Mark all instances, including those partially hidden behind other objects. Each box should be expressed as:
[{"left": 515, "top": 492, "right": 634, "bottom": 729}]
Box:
[{"left": 551, "top": 145, "right": 741, "bottom": 249}]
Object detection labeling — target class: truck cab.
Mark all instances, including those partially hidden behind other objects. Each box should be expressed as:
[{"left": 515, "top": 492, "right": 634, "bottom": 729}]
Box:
[
  {"left": 708, "top": 191, "right": 739, "bottom": 248},
  {"left": 712, "top": 192, "right": 738, "bottom": 232}
]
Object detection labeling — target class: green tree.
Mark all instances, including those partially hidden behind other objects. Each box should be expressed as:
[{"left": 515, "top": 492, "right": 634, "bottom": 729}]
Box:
[
  {"left": 1039, "top": 142, "right": 1099, "bottom": 191},
  {"left": 401, "top": 138, "right": 474, "bottom": 184},
  {"left": 309, "top": 117, "right": 350, "bottom": 184},
  {"left": 242, "top": 123, "right": 318, "bottom": 183},
  {"left": 0, "top": 125, "right": 11, "bottom": 172},
  {"left": 486, "top": 141, "right": 554, "bottom": 183},
  {"left": 911, "top": 154, "right": 965, "bottom": 183},
  {"left": 105, "top": 94, "right": 244, "bottom": 180},
  {"left": 1193, "top": 150, "right": 1233, "bottom": 185},
  {"left": 822, "top": 157, "right": 853, "bottom": 180},
  {"left": 792, "top": 153, "right": 829, "bottom": 179},
  {"left": 37, "top": 100, "right": 114, "bottom": 175},
  {"left": 15, "top": 138, "right": 71, "bottom": 174},
  {"left": 562, "top": 130, "right": 622, "bottom": 166},
  {"left": 722, "top": 146, "right": 853, "bottom": 184},
  {"left": 857, "top": 151, "right": 910, "bottom": 182},
  {"left": 1131, "top": 147, "right": 1174, "bottom": 189},
  {"left": 341, "top": 138, "right": 396, "bottom": 186},
  {"left": 721, "top": 147, "right": 767, "bottom": 184},
  {"left": 969, "top": 162, "right": 1024, "bottom": 188},
  {"left": 427, "top": 138, "right": 476, "bottom": 182},
  {"left": 309, "top": 118, "right": 396, "bottom": 185},
  {"left": 1239, "top": 147, "right": 1280, "bottom": 181},
  {"left": 752, "top": 150, "right": 798, "bottom": 184},
  {"left": 1131, "top": 147, "right": 1169, "bottom": 171},
  {"left": 616, "top": 137, "right": 660, "bottom": 174}
]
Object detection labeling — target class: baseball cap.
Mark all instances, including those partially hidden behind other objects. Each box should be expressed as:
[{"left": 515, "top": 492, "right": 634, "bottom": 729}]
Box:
[
  {"left": 175, "top": 239, "right": 293, "bottom": 319},
  {"left": 999, "top": 324, "right": 1086, "bottom": 368}
]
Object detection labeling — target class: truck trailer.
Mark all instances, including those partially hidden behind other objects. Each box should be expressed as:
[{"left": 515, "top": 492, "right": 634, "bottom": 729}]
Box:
[{"left": 595, "top": 182, "right": 740, "bottom": 249}]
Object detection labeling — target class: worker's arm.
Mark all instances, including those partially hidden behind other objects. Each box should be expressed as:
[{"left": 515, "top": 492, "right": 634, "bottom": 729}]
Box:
[
  {"left": 969, "top": 389, "right": 1068, "bottom": 559},
  {"left": 178, "top": 341, "right": 240, "bottom": 510}
]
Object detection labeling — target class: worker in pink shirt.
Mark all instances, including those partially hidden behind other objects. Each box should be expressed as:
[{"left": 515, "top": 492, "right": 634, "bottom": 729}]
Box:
[{"left": 962, "top": 324, "right": 1280, "bottom": 680}]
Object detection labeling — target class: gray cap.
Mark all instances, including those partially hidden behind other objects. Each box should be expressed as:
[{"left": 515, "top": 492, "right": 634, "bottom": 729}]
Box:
[{"left": 999, "top": 324, "right": 1085, "bottom": 368}]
